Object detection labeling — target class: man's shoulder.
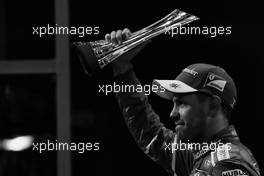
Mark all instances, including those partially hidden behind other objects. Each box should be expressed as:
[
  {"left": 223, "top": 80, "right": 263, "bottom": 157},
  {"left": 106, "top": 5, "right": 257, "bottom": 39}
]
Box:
[
  {"left": 207, "top": 141, "right": 261, "bottom": 175},
  {"left": 226, "top": 141, "right": 258, "bottom": 164}
]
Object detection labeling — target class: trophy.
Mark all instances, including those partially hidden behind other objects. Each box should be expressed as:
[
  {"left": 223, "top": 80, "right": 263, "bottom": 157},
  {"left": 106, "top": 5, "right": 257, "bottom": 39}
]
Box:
[{"left": 73, "top": 9, "right": 199, "bottom": 76}]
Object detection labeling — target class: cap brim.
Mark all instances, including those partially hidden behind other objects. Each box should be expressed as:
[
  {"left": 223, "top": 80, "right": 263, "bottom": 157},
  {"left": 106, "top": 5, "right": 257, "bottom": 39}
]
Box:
[{"left": 153, "top": 79, "right": 198, "bottom": 100}]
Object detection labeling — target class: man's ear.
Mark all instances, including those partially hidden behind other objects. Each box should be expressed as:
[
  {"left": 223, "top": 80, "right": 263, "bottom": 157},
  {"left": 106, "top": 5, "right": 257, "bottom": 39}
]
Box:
[{"left": 208, "top": 95, "right": 221, "bottom": 117}]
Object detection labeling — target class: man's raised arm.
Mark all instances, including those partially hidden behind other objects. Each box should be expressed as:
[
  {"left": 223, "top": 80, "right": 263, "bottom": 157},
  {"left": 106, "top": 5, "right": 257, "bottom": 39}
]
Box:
[{"left": 107, "top": 29, "right": 193, "bottom": 176}]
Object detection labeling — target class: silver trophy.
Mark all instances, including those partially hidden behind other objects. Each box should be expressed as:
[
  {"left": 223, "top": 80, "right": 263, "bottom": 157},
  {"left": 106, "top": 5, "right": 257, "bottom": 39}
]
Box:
[{"left": 73, "top": 9, "right": 199, "bottom": 76}]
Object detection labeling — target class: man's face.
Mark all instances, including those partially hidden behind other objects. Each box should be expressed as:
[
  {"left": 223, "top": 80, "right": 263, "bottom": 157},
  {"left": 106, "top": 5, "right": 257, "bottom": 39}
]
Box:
[{"left": 170, "top": 93, "right": 210, "bottom": 142}]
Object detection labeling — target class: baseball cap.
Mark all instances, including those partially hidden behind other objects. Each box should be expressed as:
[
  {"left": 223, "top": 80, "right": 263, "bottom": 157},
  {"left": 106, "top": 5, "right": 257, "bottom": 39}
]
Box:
[{"left": 153, "top": 63, "right": 237, "bottom": 109}]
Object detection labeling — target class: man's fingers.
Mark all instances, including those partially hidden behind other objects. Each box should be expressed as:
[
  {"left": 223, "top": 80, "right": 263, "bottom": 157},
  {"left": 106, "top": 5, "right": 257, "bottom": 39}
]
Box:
[
  {"left": 122, "top": 28, "right": 131, "bottom": 40},
  {"left": 116, "top": 30, "right": 123, "bottom": 44},
  {"left": 106, "top": 28, "right": 131, "bottom": 44},
  {"left": 105, "top": 33, "right": 111, "bottom": 42},
  {"left": 111, "top": 31, "right": 118, "bottom": 44}
]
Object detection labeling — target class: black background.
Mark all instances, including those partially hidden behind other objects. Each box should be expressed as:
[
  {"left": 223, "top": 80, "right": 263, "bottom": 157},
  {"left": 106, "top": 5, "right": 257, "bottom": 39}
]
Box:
[{"left": 2, "top": 0, "right": 263, "bottom": 176}]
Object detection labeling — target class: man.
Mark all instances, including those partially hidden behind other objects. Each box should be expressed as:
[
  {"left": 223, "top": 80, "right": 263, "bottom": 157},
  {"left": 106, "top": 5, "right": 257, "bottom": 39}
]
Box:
[{"left": 106, "top": 29, "right": 261, "bottom": 176}]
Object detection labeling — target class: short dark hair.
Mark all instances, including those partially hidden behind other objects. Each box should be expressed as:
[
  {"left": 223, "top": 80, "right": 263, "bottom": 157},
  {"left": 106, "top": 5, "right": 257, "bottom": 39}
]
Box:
[
  {"left": 221, "top": 103, "right": 232, "bottom": 122},
  {"left": 196, "top": 93, "right": 232, "bottom": 122}
]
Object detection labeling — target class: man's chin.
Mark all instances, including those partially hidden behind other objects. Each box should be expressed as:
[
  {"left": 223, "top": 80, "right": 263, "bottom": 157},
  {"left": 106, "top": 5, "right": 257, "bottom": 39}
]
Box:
[
  {"left": 175, "top": 126, "right": 189, "bottom": 141},
  {"left": 175, "top": 125, "right": 184, "bottom": 133},
  {"left": 176, "top": 126, "right": 197, "bottom": 142}
]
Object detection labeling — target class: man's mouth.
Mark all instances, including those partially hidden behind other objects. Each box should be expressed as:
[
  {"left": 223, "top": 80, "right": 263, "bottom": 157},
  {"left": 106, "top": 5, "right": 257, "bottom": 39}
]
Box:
[
  {"left": 175, "top": 119, "right": 185, "bottom": 126},
  {"left": 174, "top": 119, "right": 185, "bottom": 133}
]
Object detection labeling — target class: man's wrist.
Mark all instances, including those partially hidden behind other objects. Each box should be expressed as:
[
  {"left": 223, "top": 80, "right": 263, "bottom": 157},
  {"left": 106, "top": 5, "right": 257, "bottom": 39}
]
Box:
[{"left": 112, "top": 62, "right": 133, "bottom": 77}]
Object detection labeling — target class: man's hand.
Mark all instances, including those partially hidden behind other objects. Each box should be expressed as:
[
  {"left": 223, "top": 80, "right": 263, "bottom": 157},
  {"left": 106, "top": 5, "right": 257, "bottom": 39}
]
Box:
[
  {"left": 105, "top": 28, "right": 131, "bottom": 46},
  {"left": 105, "top": 28, "right": 149, "bottom": 76}
]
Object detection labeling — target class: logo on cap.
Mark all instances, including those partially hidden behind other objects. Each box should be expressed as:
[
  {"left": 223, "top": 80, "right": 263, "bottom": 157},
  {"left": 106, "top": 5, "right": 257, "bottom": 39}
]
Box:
[
  {"left": 170, "top": 83, "right": 181, "bottom": 89},
  {"left": 204, "top": 72, "right": 227, "bottom": 92},
  {"left": 183, "top": 68, "right": 198, "bottom": 76}
]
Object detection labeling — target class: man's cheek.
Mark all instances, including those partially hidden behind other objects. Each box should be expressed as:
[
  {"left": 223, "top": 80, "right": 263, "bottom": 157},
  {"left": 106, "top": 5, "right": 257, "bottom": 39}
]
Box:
[
  {"left": 182, "top": 105, "right": 192, "bottom": 113},
  {"left": 182, "top": 107, "right": 199, "bottom": 132},
  {"left": 179, "top": 106, "right": 192, "bottom": 121}
]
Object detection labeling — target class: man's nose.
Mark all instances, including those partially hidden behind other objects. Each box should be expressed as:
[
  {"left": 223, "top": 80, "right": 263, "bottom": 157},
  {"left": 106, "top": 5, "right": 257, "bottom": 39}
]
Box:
[{"left": 170, "top": 105, "right": 180, "bottom": 120}]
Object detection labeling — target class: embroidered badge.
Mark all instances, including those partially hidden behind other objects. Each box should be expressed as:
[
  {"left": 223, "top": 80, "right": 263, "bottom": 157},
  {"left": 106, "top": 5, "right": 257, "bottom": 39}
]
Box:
[
  {"left": 222, "top": 169, "right": 249, "bottom": 176},
  {"left": 204, "top": 72, "right": 227, "bottom": 92}
]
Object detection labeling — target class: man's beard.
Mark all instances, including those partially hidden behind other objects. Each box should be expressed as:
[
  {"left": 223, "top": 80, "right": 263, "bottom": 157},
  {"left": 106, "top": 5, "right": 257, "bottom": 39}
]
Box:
[{"left": 177, "top": 123, "right": 206, "bottom": 143}]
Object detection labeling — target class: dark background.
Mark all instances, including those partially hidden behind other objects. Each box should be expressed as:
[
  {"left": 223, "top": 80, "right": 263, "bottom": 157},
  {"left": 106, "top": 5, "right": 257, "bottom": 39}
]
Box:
[{"left": 1, "top": 0, "right": 263, "bottom": 176}]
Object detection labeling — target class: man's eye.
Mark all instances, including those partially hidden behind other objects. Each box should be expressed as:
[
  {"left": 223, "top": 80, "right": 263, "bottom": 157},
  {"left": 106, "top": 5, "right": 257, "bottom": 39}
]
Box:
[{"left": 175, "top": 100, "right": 184, "bottom": 105}]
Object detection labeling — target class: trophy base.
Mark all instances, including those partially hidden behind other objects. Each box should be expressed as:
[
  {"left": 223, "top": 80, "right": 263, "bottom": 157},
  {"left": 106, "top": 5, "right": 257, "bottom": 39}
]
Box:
[{"left": 73, "top": 42, "right": 101, "bottom": 76}]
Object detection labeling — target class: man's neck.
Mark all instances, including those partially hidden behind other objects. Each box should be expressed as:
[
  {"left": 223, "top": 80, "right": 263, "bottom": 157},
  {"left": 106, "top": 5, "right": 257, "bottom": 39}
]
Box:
[{"left": 203, "top": 114, "right": 229, "bottom": 142}]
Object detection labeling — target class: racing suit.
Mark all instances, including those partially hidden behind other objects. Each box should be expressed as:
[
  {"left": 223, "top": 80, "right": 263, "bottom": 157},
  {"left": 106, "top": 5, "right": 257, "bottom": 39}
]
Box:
[{"left": 114, "top": 69, "right": 261, "bottom": 176}]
